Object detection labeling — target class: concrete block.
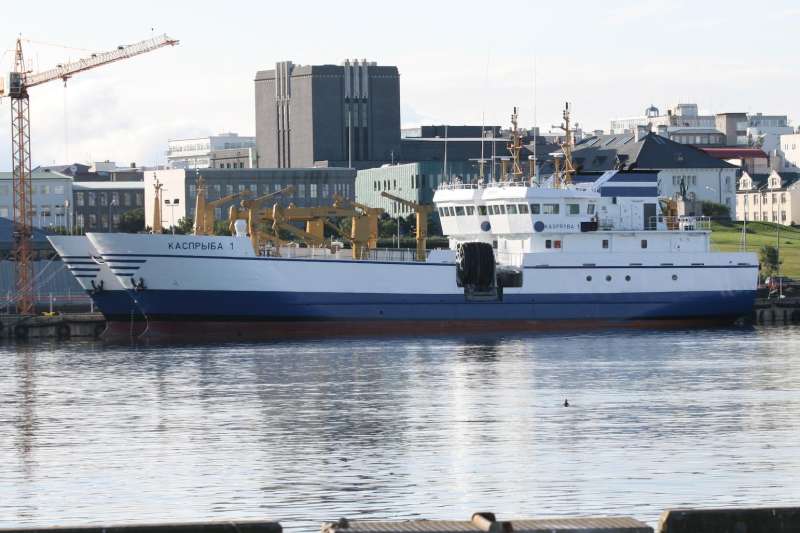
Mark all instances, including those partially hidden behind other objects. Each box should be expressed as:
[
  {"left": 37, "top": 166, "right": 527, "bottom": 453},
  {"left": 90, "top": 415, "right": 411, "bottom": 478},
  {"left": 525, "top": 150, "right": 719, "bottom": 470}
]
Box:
[
  {"left": 0, "top": 520, "right": 281, "bottom": 533},
  {"left": 322, "top": 513, "right": 652, "bottom": 533},
  {"left": 659, "top": 507, "right": 800, "bottom": 533}
]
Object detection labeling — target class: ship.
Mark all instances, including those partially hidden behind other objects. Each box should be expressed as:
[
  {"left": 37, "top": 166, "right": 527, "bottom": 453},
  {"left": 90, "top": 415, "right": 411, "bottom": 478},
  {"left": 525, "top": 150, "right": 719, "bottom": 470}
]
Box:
[
  {"left": 53, "top": 106, "right": 759, "bottom": 339},
  {"left": 48, "top": 235, "right": 145, "bottom": 337}
]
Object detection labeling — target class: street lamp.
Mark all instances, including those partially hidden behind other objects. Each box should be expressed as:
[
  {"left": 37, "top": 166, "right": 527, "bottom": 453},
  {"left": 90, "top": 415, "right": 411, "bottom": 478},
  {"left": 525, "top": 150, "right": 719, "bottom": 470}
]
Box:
[{"left": 164, "top": 198, "right": 180, "bottom": 234}]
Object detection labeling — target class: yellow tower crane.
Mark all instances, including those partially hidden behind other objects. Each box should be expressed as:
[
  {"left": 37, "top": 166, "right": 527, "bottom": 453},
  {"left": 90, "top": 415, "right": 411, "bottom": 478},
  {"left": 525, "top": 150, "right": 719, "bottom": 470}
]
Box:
[
  {"left": 380, "top": 191, "right": 432, "bottom": 262},
  {"left": 0, "top": 34, "right": 178, "bottom": 313}
]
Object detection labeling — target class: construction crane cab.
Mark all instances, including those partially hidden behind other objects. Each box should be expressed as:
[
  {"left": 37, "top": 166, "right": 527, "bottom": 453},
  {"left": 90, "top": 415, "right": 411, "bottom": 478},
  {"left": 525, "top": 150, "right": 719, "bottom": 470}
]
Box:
[{"left": 380, "top": 192, "right": 432, "bottom": 262}]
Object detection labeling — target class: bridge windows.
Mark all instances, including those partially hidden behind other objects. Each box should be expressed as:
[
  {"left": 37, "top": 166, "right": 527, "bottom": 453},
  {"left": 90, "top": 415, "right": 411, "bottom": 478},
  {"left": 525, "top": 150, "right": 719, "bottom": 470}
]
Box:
[
  {"left": 567, "top": 203, "right": 580, "bottom": 215},
  {"left": 466, "top": 206, "right": 475, "bottom": 216},
  {"left": 478, "top": 205, "right": 487, "bottom": 216},
  {"left": 587, "top": 203, "right": 596, "bottom": 215},
  {"left": 518, "top": 204, "right": 529, "bottom": 214},
  {"left": 455, "top": 206, "right": 465, "bottom": 216},
  {"left": 530, "top": 203, "right": 541, "bottom": 214},
  {"left": 542, "top": 203, "right": 560, "bottom": 214},
  {"left": 506, "top": 204, "right": 518, "bottom": 214}
]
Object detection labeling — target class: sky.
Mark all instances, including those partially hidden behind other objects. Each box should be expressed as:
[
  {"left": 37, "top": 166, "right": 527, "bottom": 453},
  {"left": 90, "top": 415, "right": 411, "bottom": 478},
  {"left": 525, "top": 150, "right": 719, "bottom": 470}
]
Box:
[{"left": 1, "top": 0, "right": 799, "bottom": 171}]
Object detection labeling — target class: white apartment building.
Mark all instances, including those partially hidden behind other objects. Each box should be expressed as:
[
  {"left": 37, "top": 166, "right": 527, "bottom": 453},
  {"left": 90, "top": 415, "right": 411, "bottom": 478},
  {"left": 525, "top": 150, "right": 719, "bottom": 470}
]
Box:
[
  {"left": 779, "top": 133, "right": 800, "bottom": 171},
  {"left": 167, "top": 133, "right": 256, "bottom": 169},
  {"left": 0, "top": 169, "right": 73, "bottom": 229},
  {"left": 737, "top": 170, "right": 800, "bottom": 225}
]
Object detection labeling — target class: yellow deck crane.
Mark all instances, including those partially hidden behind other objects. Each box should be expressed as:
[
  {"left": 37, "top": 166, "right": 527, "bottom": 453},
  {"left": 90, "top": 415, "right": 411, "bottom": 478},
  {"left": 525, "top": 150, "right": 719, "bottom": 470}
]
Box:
[
  {"left": 380, "top": 192, "right": 432, "bottom": 262},
  {"left": 332, "top": 194, "right": 384, "bottom": 249},
  {"left": 226, "top": 186, "right": 294, "bottom": 250},
  {"left": 151, "top": 179, "right": 164, "bottom": 233},
  {"left": 266, "top": 204, "right": 372, "bottom": 259},
  {"left": 192, "top": 176, "right": 253, "bottom": 236},
  {"left": 0, "top": 34, "right": 178, "bottom": 313}
]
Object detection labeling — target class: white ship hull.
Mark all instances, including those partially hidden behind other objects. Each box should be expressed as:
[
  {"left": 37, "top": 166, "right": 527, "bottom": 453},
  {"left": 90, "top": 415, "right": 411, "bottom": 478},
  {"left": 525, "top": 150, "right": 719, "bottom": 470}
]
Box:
[{"left": 86, "top": 233, "right": 758, "bottom": 338}]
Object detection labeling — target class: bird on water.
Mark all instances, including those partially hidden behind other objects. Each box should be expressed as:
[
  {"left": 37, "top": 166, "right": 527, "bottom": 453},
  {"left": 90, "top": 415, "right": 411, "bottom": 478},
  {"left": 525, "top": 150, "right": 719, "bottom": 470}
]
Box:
[{"left": 563, "top": 399, "right": 569, "bottom": 407}]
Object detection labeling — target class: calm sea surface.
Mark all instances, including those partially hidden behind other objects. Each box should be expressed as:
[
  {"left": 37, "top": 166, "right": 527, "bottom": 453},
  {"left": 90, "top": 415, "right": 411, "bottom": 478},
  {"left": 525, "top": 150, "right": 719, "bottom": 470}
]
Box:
[{"left": 2, "top": 326, "right": 800, "bottom": 531}]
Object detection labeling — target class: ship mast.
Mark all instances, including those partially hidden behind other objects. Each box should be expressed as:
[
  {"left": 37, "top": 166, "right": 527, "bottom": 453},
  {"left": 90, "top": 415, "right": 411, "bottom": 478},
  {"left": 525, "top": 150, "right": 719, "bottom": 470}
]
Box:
[
  {"left": 556, "top": 102, "right": 576, "bottom": 187},
  {"left": 508, "top": 107, "right": 524, "bottom": 181}
]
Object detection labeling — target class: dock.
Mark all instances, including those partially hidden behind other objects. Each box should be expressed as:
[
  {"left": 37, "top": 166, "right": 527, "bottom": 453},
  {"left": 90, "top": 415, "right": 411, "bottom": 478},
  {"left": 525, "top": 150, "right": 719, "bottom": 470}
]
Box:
[{"left": 0, "top": 313, "right": 105, "bottom": 340}]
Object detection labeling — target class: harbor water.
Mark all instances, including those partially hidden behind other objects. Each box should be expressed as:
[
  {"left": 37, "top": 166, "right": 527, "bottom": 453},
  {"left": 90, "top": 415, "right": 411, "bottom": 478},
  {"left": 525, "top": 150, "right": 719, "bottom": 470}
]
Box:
[{"left": 2, "top": 326, "right": 800, "bottom": 531}]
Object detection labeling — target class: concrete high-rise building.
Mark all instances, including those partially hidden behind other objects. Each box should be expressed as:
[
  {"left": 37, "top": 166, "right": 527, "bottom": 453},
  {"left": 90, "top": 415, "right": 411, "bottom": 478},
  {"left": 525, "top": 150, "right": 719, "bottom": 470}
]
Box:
[{"left": 254, "top": 59, "right": 401, "bottom": 169}]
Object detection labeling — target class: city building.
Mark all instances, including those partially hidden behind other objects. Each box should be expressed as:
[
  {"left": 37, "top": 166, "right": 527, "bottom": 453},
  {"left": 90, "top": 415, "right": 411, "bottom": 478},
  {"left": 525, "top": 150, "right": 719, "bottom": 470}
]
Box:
[
  {"left": 699, "top": 147, "right": 770, "bottom": 176},
  {"left": 610, "top": 104, "right": 791, "bottom": 152},
  {"left": 737, "top": 170, "right": 800, "bottom": 225},
  {"left": 38, "top": 161, "right": 145, "bottom": 181},
  {"left": 73, "top": 181, "right": 145, "bottom": 233},
  {"left": 568, "top": 128, "right": 738, "bottom": 211},
  {"left": 779, "top": 132, "right": 800, "bottom": 171},
  {"left": 144, "top": 167, "right": 356, "bottom": 230},
  {"left": 254, "top": 59, "right": 401, "bottom": 168},
  {"left": 167, "top": 133, "right": 256, "bottom": 169},
  {"left": 209, "top": 147, "right": 256, "bottom": 169},
  {"left": 0, "top": 169, "right": 72, "bottom": 230},
  {"left": 356, "top": 161, "right": 484, "bottom": 217}
]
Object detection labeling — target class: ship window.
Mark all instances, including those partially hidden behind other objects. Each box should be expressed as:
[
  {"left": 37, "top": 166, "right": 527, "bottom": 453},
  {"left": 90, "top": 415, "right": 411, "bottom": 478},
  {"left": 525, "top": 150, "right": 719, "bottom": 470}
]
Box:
[
  {"left": 567, "top": 203, "right": 580, "bottom": 215},
  {"left": 641, "top": 239, "right": 648, "bottom": 249},
  {"left": 466, "top": 206, "right": 475, "bottom": 215},
  {"left": 586, "top": 275, "right": 592, "bottom": 281},
  {"left": 625, "top": 275, "right": 631, "bottom": 281},
  {"left": 545, "top": 239, "right": 552, "bottom": 249},
  {"left": 518, "top": 204, "right": 529, "bottom": 214},
  {"left": 554, "top": 240, "right": 562, "bottom": 249},
  {"left": 506, "top": 204, "right": 518, "bottom": 214},
  {"left": 478, "top": 205, "right": 487, "bottom": 216},
  {"left": 543, "top": 203, "right": 560, "bottom": 214},
  {"left": 530, "top": 203, "right": 541, "bottom": 214},
  {"left": 587, "top": 203, "right": 596, "bottom": 215},
  {"left": 602, "top": 239, "right": 609, "bottom": 249},
  {"left": 605, "top": 275, "right": 612, "bottom": 282},
  {"left": 448, "top": 206, "right": 456, "bottom": 216},
  {"left": 455, "top": 206, "right": 465, "bottom": 216},
  {"left": 498, "top": 205, "right": 506, "bottom": 214},
  {"left": 438, "top": 207, "right": 445, "bottom": 217},
  {"left": 672, "top": 274, "right": 678, "bottom": 281}
]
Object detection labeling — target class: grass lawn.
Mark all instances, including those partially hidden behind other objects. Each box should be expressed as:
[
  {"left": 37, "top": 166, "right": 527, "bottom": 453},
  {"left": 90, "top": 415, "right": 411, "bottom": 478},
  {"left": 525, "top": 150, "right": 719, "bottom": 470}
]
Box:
[{"left": 710, "top": 220, "right": 800, "bottom": 279}]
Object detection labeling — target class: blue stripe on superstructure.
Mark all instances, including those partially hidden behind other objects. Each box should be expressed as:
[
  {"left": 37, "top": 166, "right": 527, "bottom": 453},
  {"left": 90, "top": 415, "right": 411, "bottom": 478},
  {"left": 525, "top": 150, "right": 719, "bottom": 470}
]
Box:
[
  {"left": 69, "top": 267, "right": 101, "bottom": 272},
  {"left": 600, "top": 187, "right": 659, "bottom": 197},
  {"left": 105, "top": 259, "right": 147, "bottom": 263},
  {"left": 110, "top": 266, "right": 140, "bottom": 270},
  {"left": 128, "top": 289, "right": 756, "bottom": 322},
  {"left": 75, "top": 274, "right": 98, "bottom": 278}
]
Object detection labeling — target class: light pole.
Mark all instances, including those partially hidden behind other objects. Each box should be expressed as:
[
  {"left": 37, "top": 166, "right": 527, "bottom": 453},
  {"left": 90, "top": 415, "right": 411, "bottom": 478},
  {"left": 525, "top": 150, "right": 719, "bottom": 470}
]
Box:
[{"left": 164, "top": 198, "right": 180, "bottom": 234}]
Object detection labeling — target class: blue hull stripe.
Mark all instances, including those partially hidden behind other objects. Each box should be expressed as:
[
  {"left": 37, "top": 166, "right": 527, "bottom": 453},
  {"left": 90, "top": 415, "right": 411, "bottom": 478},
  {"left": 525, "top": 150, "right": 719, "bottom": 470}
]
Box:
[{"left": 129, "top": 289, "right": 756, "bottom": 322}]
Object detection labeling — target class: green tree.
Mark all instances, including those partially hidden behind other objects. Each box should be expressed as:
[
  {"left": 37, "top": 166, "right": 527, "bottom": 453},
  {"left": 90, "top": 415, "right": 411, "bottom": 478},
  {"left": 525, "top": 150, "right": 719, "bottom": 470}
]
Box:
[
  {"left": 118, "top": 208, "right": 145, "bottom": 233},
  {"left": 759, "top": 244, "right": 780, "bottom": 279},
  {"left": 174, "top": 216, "right": 194, "bottom": 235},
  {"left": 213, "top": 219, "right": 231, "bottom": 236},
  {"left": 701, "top": 201, "right": 730, "bottom": 218}
]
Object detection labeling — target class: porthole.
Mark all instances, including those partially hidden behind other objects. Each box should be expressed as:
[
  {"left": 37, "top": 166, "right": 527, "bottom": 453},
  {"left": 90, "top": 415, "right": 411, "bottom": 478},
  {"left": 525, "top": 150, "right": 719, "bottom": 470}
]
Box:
[
  {"left": 605, "top": 275, "right": 612, "bottom": 282},
  {"left": 625, "top": 275, "right": 631, "bottom": 281},
  {"left": 672, "top": 274, "right": 678, "bottom": 281},
  {"left": 586, "top": 275, "right": 592, "bottom": 282}
]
